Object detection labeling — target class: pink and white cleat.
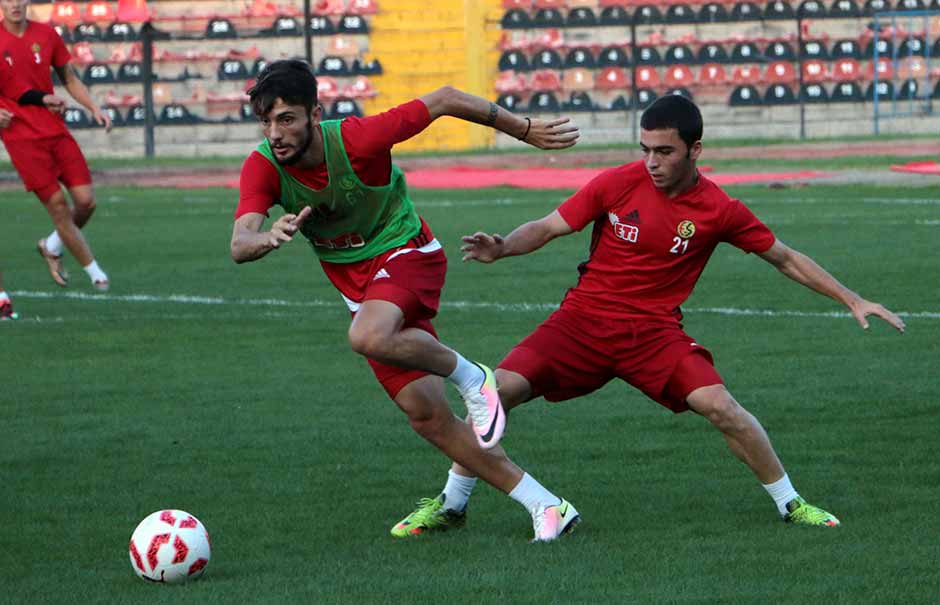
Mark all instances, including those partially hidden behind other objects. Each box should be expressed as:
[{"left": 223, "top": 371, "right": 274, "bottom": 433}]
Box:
[
  {"left": 461, "top": 363, "right": 505, "bottom": 449},
  {"left": 532, "top": 499, "right": 580, "bottom": 542}
]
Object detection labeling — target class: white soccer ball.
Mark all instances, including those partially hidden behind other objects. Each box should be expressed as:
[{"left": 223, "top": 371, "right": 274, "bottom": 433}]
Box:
[{"left": 128, "top": 509, "right": 211, "bottom": 584}]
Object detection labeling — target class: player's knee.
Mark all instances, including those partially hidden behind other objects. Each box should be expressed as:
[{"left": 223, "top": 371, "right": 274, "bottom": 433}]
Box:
[
  {"left": 347, "top": 322, "right": 391, "bottom": 359},
  {"left": 690, "top": 386, "right": 745, "bottom": 431},
  {"left": 75, "top": 193, "right": 96, "bottom": 213}
]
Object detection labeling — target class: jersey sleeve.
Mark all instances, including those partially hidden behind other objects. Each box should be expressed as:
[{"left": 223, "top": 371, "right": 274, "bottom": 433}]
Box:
[
  {"left": 340, "top": 99, "right": 432, "bottom": 158},
  {"left": 235, "top": 151, "right": 280, "bottom": 219},
  {"left": 556, "top": 169, "right": 614, "bottom": 231},
  {"left": 50, "top": 27, "right": 72, "bottom": 68},
  {"left": 721, "top": 199, "right": 776, "bottom": 253}
]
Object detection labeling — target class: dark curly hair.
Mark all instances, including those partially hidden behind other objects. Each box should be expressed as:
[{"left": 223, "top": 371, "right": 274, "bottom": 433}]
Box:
[{"left": 247, "top": 59, "right": 319, "bottom": 116}]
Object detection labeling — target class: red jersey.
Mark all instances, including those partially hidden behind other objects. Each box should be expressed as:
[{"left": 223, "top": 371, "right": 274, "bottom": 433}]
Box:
[
  {"left": 236, "top": 99, "right": 432, "bottom": 219},
  {"left": 0, "top": 59, "right": 29, "bottom": 100},
  {"left": 0, "top": 20, "right": 70, "bottom": 141},
  {"left": 557, "top": 161, "right": 776, "bottom": 322}
]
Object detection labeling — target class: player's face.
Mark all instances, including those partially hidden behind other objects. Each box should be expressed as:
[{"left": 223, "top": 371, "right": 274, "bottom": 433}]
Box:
[
  {"left": 0, "top": 0, "right": 29, "bottom": 24},
  {"left": 259, "top": 99, "right": 322, "bottom": 166},
  {"left": 640, "top": 128, "right": 702, "bottom": 197}
]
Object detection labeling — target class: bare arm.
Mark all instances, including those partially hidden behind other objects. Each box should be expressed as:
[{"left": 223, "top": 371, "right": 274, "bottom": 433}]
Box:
[
  {"left": 55, "top": 64, "right": 112, "bottom": 131},
  {"left": 230, "top": 207, "right": 312, "bottom": 264},
  {"left": 758, "top": 239, "right": 905, "bottom": 332},
  {"left": 461, "top": 210, "right": 574, "bottom": 263},
  {"left": 419, "top": 86, "right": 579, "bottom": 150}
]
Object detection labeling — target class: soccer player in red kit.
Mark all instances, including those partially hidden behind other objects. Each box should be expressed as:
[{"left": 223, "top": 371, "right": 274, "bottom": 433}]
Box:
[
  {"left": 232, "top": 60, "right": 583, "bottom": 541},
  {"left": 0, "top": 0, "right": 111, "bottom": 290},
  {"left": 395, "top": 95, "right": 905, "bottom": 535}
]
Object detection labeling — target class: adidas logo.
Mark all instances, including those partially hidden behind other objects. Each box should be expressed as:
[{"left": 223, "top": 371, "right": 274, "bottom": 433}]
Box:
[
  {"left": 373, "top": 268, "right": 390, "bottom": 280},
  {"left": 625, "top": 209, "right": 641, "bottom": 223}
]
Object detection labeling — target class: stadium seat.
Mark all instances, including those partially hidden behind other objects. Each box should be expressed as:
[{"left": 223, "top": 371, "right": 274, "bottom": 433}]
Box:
[
  {"left": 533, "top": 8, "right": 565, "bottom": 27},
  {"left": 865, "top": 38, "right": 894, "bottom": 59},
  {"left": 101, "top": 105, "right": 125, "bottom": 128},
  {"left": 495, "top": 71, "right": 529, "bottom": 93},
  {"left": 117, "top": 61, "right": 143, "bottom": 83},
  {"left": 51, "top": 2, "right": 82, "bottom": 26},
  {"left": 104, "top": 21, "right": 137, "bottom": 42},
  {"left": 896, "top": 0, "right": 925, "bottom": 9},
  {"left": 564, "top": 48, "right": 596, "bottom": 69},
  {"left": 933, "top": 39, "right": 940, "bottom": 59},
  {"left": 831, "top": 58, "right": 862, "bottom": 81},
  {"left": 698, "top": 63, "right": 728, "bottom": 86},
  {"left": 117, "top": 0, "right": 151, "bottom": 23},
  {"left": 530, "top": 69, "right": 563, "bottom": 91},
  {"left": 635, "top": 66, "right": 661, "bottom": 88},
  {"left": 666, "top": 4, "right": 697, "bottom": 23},
  {"left": 731, "top": 42, "right": 761, "bottom": 63},
  {"left": 240, "top": 103, "right": 256, "bottom": 122},
  {"left": 830, "top": 81, "right": 863, "bottom": 102},
  {"left": 602, "top": 94, "right": 630, "bottom": 111},
  {"left": 531, "top": 29, "right": 564, "bottom": 50},
  {"left": 599, "top": 6, "right": 630, "bottom": 25},
  {"left": 664, "top": 65, "right": 695, "bottom": 88},
  {"left": 598, "top": 46, "right": 630, "bottom": 67},
  {"left": 764, "top": 83, "right": 797, "bottom": 104},
  {"left": 317, "top": 76, "right": 340, "bottom": 101},
  {"left": 339, "top": 15, "right": 370, "bottom": 34},
  {"left": 351, "top": 57, "right": 383, "bottom": 75},
  {"left": 634, "top": 88, "right": 657, "bottom": 109},
  {"left": 831, "top": 39, "right": 861, "bottom": 59},
  {"left": 764, "top": 0, "right": 796, "bottom": 19},
  {"left": 828, "top": 0, "right": 861, "bottom": 16},
  {"left": 633, "top": 5, "right": 664, "bottom": 24},
  {"left": 563, "top": 68, "right": 594, "bottom": 91},
  {"left": 71, "top": 42, "right": 97, "bottom": 65},
  {"left": 529, "top": 91, "right": 561, "bottom": 112},
  {"left": 766, "top": 60, "right": 797, "bottom": 83},
  {"left": 897, "top": 78, "right": 919, "bottom": 100},
  {"left": 54, "top": 24, "right": 73, "bottom": 44},
  {"left": 664, "top": 44, "right": 694, "bottom": 65},
  {"left": 596, "top": 66, "right": 629, "bottom": 90},
  {"left": 698, "top": 43, "right": 730, "bottom": 63},
  {"left": 933, "top": 81, "right": 940, "bottom": 99},
  {"left": 729, "top": 84, "right": 762, "bottom": 105},
  {"left": 218, "top": 59, "right": 249, "bottom": 80},
  {"left": 329, "top": 99, "right": 362, "bottom": 119},
  {"left": 500, "top": 50, "right": 532, "bottom": 72},
  {"left": 496, "top": 93, "right": 524, "bottom": 112},
  {"left": 502, "top": 0, "right": 530, "bottom": 7},
  {"left": 84, "top": 1, "right": 116, "bottom": 23},
  {"left": 800, "top": 83, "right": 829, "bottom": 102},
  {"left": 309, "top": 16, "right": 336, "bottom": 35},
  {"left": 797, "top": 0, "right": 826, "bottom": 17},
  {"left": 82, "top": 62, "right": 115, "bottom": 86},
  {"left": 160, "top": 104, "right": 200, "bottom": 125},
  {"left": 315, "top": 0, "right": 347, "bottom": 15},
  {"left": 125, "top": 103, "right": 155, "bottom": 126},
  {"left": 863, "top": 0, "right": 890, "bottom": 15},
  {"left": 865, "top": 58, "right": 894, "bottom": 81},
  {"left": 899, "top": 37, "right": 927, "bottom": 57},
  {"left": 318, "top": 56, "right": 350, "bottom": 76},
  {"left": 731, "top": 2, "right": 763, "bottom": 20},
  {"left": 347, "top": 0, "right": 379, "bottom": 15},
  {"left": 897, "top": 57, "right": 927, "bottom": 79},
  {"left": 343, "top": 76, "right": 378, "bottom": 99},
  {"left": 635, "top": 46, "right": 662, "bottom": 65},
  {"left": 732, "top": 64, "right": 762, "bottom": 84},
  {"left": 566, "top": 7, "right": 598, "bottom": 27},
  {"left": 563, "top": 91, "right": 594, "bottom": 111},
  {"left": 63, "top": 107, "right": 92, "bottom": 128},
  {"left": 266, "top": 17, "right": 301, "bottom": 36},
  {"left": 765, "top": 41, "right": 796, "bottom": 61},
  {"left": 533, "top": 0, "right": 565, "bottom": 7},
  {"left": 501, "top": 9, "right": 532, "bottom": 29},
  {"left": 533, "top": 49, "right": 563, "bottom": 69},
  {"left": 865, "top": 80, "right": 894, "bottom": 101},
  {"left": 666, "top": 87, "right": 694, "bottom": 101},
  {"left": 206, "top": 19, "right": 238, "bottom": 39},
  {"left": 251, "top": 58, "right": 269, "bottom": 77},
  {"left": 801, "top": 40, "right": 829, "bottom": 60},
  {"left": 698, "top": 2, "right": 730, "bottom": 22},
  {"left": 73, "top": 23, "right": 104, "bottom": 42},
  {"left": 801, "top": 59, "right": 829, "bottom": 83},
  {"left": 328, "top": 36, "right": 360, "bottom": 57}
]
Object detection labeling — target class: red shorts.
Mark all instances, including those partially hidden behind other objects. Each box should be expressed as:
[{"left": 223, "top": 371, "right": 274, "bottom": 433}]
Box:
[
  {"left": 5, "top": 133, "right": 92, "bottom": 201},
  {"left": 327, "top": 220, "right": 448, "bottom": 399},
  {"left": 498, "top": 306, "right": 723, "bottom": 412}
]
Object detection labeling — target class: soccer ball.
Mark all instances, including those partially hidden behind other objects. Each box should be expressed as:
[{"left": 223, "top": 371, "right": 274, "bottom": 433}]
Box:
[{"left": 128, "top": 509, "right": 211, "bottom": 584}]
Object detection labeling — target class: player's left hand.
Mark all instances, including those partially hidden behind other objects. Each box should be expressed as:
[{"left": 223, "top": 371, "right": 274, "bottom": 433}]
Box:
[
  {"left": 42, "top": 95, "right": 66, "bottom": 114},
  {"left": 0, "top": 108, "right": 12, "bottom": 129},
  {"left": 93, "top": 107, "right": 113, "bottom": 133},
  {"left": 848, "top": 298, "right": 905, "bottom": 333},
  {"left": 522, "top": 117, "right": 580, "bottom": 150}
]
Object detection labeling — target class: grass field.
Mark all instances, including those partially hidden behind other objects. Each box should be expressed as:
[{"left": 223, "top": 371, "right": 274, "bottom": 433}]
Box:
[{"left": 1, "top": 181, "right": 939, "bottom": 603}]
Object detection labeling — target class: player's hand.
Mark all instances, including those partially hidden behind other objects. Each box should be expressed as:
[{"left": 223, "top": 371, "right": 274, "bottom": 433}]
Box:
[
  {"left": 93, "top": 107, "right": 113, "bottom": 133},
  {"left": 267, "top": 206, "right": 312, "bottom": 249},
  {"left": 42, "top": 94, "right": 66, "bottom": 114},
  {"left": 461, "top": 232, "right": 505, "bottom": 263},
  {"left": 0, "top": 108, "right": 12, "bottom": 129},
  {"left": 521, "top": 117, "right": 580, "bottom": 150},
  {"left": 848, "top": 298, "right": 905, "bottom": 333}
]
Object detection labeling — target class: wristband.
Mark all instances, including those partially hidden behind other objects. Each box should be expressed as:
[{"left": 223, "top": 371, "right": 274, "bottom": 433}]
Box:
[{"left": 519, "top": 117, "right": 532, "bottom": 142}]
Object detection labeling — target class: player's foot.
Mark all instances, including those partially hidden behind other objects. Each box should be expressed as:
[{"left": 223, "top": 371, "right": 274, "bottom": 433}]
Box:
[
  {"left": 461, "top": 363, "right": 505, "bottom": 449},
  {"left": 783, "top": 497, "right": 840, "bottom": 527},
  {"left": 93, "top": 279, "right": 110, "bottom": 292},
  {"left": 37, "top": 238, "right": 68, "bottom": 287},
  {"left": 0, "top": 300, "right": 18, "bottom": 321},
  {"left": 532, "top": 498, "right": 579, "bottom": 542},
  {"left": 390, "top": 494, "right": 466, "bottom": 538}
]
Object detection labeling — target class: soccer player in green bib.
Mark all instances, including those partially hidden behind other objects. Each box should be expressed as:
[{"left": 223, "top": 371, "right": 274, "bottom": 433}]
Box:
[{"left": 231, "top": 60, "right": 581, "bottom": 540}]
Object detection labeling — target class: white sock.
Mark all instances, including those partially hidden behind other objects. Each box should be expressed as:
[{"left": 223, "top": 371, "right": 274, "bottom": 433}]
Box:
[
  {"left": 46, "top": 230, "right": 64, "bottom": 256},
  {"left": 0, "top": 291, "right": 9, "bottom": 302},
  {"left": 446, "top": 352, "right": 485, "bottom": 393},
  {"left": 508, "top": 473, "right": 561, "bottom": 516},
  {"left": 83, "top": 260, "right": 108, "bottom": 283},
  {"left": 440, "top": 470, "right": 477, "bottom": 512},
  {"left": 763, "top": 473, "right": 800, "bottom": 516}
]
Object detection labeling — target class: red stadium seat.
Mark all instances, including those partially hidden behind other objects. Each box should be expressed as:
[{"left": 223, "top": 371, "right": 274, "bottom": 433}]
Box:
[
  {"left": 343, "top": 76, "right": 378, "bottom": 99},
  {"left": 698, "top": 63, "right": 727, "bottom": 86},
  {"left": 530, "top": 69, "right": 563, "bottom": 91},
  {"left": 533, "top": 0, "right": 565, "bottom": 7},
  {"left": 85, "top": 1, "right": 116, "bottom": 23},
  {"left": 317, "top": 76, "right": 339, "bottom": 101},
  {"left": 495, "top": 71, "right": 529, "bottom": 93},
  {"left": 502, "top": 0, "right": 531, "bottom": 7},
  {"left": 832, "top": 58, "right": 861, "bottom": 81},
  {"left": 865, "top": 58, "right": 894, "bottom": 81},
  {"left": 596, "top": 66, "right": 628, "bottom": 90},
  {"left": 663, "top": 64, "right": 694, "bottom": 88},
  {"left": 766, "top": 60, "right": 797, "bottom": 84},
  {"left": 731, "top": 65, "right": 761, "bottom": 84},
  {"left": 51, "top": 2, "right": 82, "bottom": 26},
  {"left": 328, "top": 36, "right": 360, "bottom": 57},
  {"left": 801, "top": 59, "right": 828, "bottom": 83},
  {"left": 897, "top": 56, "right": 928, "bottom": 79},
  {"left": 562, "top": 67, "right": 595, "bottom": 91},
  {"left": 635, "top": 66, "right": 661, "bottom": 88},
  {"left": 347, "top": 0, "right": 379, "bottom": 14},
  {"left": 116, "top": 0, "right": 151, "bottom": 23},
  {"left": 315, "top": 0, "right": 347, "bottom": 16}
]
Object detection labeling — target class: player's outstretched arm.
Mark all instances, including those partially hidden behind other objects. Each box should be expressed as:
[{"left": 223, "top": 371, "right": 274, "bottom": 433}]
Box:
[
  {"left": 231, "top": 207, "right": 312, "bottom": 263},
  {"left": 54, "top": 64, "right": 113, "bottom": 132},
  {"left": 461, "top": 210, "right": 573, "bottom": 263},
  {"left": 420, "top": 86, "right": 579, "bottom": 150},
  {"left": 758, "top": 239, "right": 905, "bottom": 332}
]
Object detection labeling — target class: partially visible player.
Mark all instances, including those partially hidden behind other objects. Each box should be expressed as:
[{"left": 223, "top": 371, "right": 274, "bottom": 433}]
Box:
[
  {"left": 0, "top": 0, "right": 111, "bottom": 291},
  {"left": 395, "top": 95, "right": 905, "bottom": 534},
  {"left": 232, "top": 60, "right": 582, "bottom": 540}
]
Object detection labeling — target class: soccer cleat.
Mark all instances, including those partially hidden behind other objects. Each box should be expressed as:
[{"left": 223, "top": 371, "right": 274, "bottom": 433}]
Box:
[
  {"left": 37, "top": 238, "right": 68, "bottom": 287},
  {"left": 390, "top": 494, "right": 466, "bottom": 538},
  {"left": 532, "top": 498, "right": 580, "bottom": 542},
  {"left": 93, "top": 279, "right": 110, "bottom": 292},
  {"left": 461, "top": 363, "right": 505, "bottom": 449},
  {"left": 0, "top": 300, "right": 18, "bottom": 321},
  {"left": 783, "top": 497, "right": 840, "bottom": 527}
]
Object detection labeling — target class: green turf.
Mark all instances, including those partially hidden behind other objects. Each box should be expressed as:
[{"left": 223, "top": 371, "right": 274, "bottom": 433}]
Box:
[{"left": 1, "top": 183, "right": 938, "bottom": 603}]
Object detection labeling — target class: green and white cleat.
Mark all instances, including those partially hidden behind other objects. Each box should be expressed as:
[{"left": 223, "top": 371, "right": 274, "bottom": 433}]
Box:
[
  {"left": 783, "top": 497, "right": 840, "bottom": 527},
  {"left": 390, "top": 495, "right": 466, "bottom": 538}
]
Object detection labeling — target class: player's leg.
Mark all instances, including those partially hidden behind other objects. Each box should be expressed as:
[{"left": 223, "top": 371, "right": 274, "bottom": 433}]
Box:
[
  {"left": 66, "top": 183, "right": 96, "bottom": 229},
  {"left": 0, "top": 270, "right": 17, "bottom": 320}
]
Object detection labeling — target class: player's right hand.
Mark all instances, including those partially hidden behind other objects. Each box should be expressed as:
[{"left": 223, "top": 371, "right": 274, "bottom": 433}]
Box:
[
  {"left": 523, "top": 117, "right": 580, "bottom": 150},
  {"left": 461, "top": 232, "right": 504, "bottom": 263},
  {"left": 0, "top": 108, "right": 12, "bottom": 129},
  {"left": 42, "top": 95, "right": 66, "bottom": 114},
  {"left": 267, "top": 206, "right": 312, "bottom": 249}
]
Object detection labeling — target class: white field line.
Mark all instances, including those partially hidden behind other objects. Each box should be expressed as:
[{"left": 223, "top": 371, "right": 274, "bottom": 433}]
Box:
[{"left": 9, "top": 290, "right": 940, "bottom": 320}]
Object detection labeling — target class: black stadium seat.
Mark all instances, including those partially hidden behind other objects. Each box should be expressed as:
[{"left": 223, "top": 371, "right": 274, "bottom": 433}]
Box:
[
  {"left": 101, "top": 105, "right": 125, "bottom": 128},
  {"left": 698, "top": 2, "right": 731, "bottom": 22},
  {"left": 309, "top": 16, "right": 335, "bottom": 35},
  {"left": 63, "top": 107, "right": 92, "bottom": 128},
  {"left": 339, "top": 15, "right": 369, "bottom": 33},
  {"left": 831, "top": 39, "right": 861, "bottom": 59},
  {"left": 765, "top": 41, "right": 796, "bottom": 61},
  {"left": 730, "top": 84, "right": 762, "bottom": 105},
  {"left": 82, "top": 62, "right": 115, "bottom": 85},
  {"left": 897, "top": 79, "right": 919, "bottom": 100},
  {"left": 104, "top": 21, "right": 137, "bottom": 42},
  {"left": 318, "top": 55, "right": 349, "bottom": 76},
  {"left": 635, "top": 46, "right": 662, "bottom": 65},
  {"left": 764, "top": 83, "right": 797, "bottom": 104},
  {"left": 731, "top": 41, "right": 761, "bottom": 62},
  {"left": 863, "top": 0, "right": 889, "bottom": 15},
  {"left": 598, "top": 46, "right": 630, "bottom": 68},
  {"left": 801, "top": 40, "right": 829, "bottom": 60},
  {"left": 634, "top": 5, "right": 664, "bottom": 25},
  {"left": 566, "top": 7, "right": 597, "bottom": 27},
  {"left": 564, "top": 48, "right": 596, "bottom": 69},
  {"left": 666, "top": 3, "right": 697, "bottom": 23},
  {"left": 764, "top": 0, "right": 796, "bottom": 19},
  {"left": 634, "top": 88, "right": 658, "bottom": 109},
  {"left": 533, "top": 8, "right": 565, "bottom": 28},
  {"left": 866, "top": 81, "right": 895, "bottom": 101},
  {"left": 533, "top": 49, "right": 563, "bottom": 69},
  {"left": 563, "top": 91, "right": 594, "bottom": 112},
  {"left": 731, "top": 2, "right": 762, "bottom": 20},
  {"left": 896, "top": 0, "right": 925, "bottom": 10},
  {"left": 529, "top": 91, "right": 560, "bottom": 113},
  {"left": 217, "top": 59, "right": 249, "bottom": 80},
  {"left": 599, "top": 6, "right": 631, "bottom": 25},
  {"left": 496, "top": 93, "right": 523, "bottom": 112},
  {"left": 330, "top": 99, "right": 362, "bottom": 119},
  {"left": 797, "top": 0, "right": 827, "bottom": 17},
  {"left": 828, "top": 0, "right": 861, "bottom": 16},
  {"left": 73, "top": 23, "right": 103, "bottom": 42},
  {"left": 205, "top": 18, "right": 237, "bottom": 39},
  {"left": 159, "top": 104, "right": 200, "bottom": 125},
  {"left": 698, "top": 43, "right": 730, "bottom": 63},
  {"left": 865, "top": 38, "right": 894, "bottom": 59},
  {"left": 831, "top": 81, "right": 863, "bottom": 102},
  {"left": 501, "top": 9, "right": 531, "bottom": 29},
  {"left": 665, "top": 44, "right": 694, "bottom": 65},
  {"left": 117, "top": 61, "right": 143, "bottom": 83},
  {"left": 800, "top": 83, "right": 829, "bottom": 103},
  {"left": 899, "top": 37, "right": 927, "bottom": 57},
  {"left": 499, "top": 50, "right": 531, "bottom": 72}
]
